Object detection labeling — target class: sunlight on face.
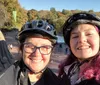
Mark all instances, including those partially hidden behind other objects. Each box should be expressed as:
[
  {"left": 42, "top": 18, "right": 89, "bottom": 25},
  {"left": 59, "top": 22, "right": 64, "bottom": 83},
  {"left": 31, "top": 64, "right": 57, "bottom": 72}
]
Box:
[
  {"left": 22, "top": 37, "right": 52, "bottom": 73},
  {"left": 70, "top": 24, "right": 99, "bottom": 61}
]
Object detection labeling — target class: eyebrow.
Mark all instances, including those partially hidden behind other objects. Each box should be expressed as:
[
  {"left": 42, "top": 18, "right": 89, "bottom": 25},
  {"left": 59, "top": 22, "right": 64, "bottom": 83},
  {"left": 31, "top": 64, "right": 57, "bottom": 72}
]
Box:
[
  {"left": 71, "top": 32, "right": 78, "bottom": 35},
  {"left": 71, "top": 28, "right": 95, "bottom": 35}
]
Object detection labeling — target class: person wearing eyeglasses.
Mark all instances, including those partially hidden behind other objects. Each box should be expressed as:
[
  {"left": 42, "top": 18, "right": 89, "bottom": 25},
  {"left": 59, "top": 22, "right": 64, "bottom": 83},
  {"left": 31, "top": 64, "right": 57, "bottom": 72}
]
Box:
[
  {"left": 58, "top": 12, "right": 100, "bottom": 85},
  {"left": 0, "top": 20, "right": 60, "bottom": 85}
]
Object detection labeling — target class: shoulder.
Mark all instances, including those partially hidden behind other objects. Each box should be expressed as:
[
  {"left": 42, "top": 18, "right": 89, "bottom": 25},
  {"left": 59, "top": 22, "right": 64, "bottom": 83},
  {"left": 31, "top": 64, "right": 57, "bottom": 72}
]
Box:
[
  {"left": 0, "top": 61, "right": 20, "bottom": 85},
  {"left": 60, "top": 73, "right": 70, "bottom": 85},
  {"left": 44, "top": 68, "right": 58, "bottom": 79},
  {"left": 0, "top": 61, "right": 20, "bottom": 75},
  {"left": 76, "top": 78, "right": 100, "bottom": 85},
  {"left": 0, "top": 40, "right": 6, "bottom": 45},
  {"left": 43, "top": 68, "right": 60, "bottom": 85}
]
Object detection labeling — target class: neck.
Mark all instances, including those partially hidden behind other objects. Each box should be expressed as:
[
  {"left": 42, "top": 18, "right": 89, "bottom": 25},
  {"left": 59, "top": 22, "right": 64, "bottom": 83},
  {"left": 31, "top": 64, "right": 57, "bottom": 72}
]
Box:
[{"left": 28, "top": 71, "right": 43, "bottom": 82}]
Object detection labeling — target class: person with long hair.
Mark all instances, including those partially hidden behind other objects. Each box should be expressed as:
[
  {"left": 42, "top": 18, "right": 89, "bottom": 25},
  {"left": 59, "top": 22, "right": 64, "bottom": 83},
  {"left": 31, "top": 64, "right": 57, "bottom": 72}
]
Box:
[{"left": 59, "top": 12, "right": 100, "bottom": 85}]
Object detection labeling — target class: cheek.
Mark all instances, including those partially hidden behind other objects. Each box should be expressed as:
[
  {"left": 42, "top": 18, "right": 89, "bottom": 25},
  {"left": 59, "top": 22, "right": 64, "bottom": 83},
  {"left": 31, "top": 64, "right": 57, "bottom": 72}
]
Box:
[
  {"left": 42, "top": 54, "right": 51, "bottom": 62},
  {"left": 89, "top": 38, "right": 99, "bottom": 51},
  {"left": 70, "top": 39, "right": 77, "bottom": 49},
  {"left": 22, "top": 50, "right": 29, "bottom": 60}
]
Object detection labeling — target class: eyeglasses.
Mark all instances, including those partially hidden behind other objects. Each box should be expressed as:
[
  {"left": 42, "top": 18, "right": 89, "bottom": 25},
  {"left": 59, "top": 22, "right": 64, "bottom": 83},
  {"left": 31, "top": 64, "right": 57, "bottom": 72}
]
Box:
[{"left": 23, "top": 43, "right": 53, "bottom": 55}]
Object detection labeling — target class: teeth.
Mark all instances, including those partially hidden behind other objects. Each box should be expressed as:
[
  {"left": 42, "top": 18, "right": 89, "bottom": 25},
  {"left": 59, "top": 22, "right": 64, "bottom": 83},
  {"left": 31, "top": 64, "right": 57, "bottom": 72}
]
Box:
[
  {"left": 77, "top": 46, "right": 90, "bottom": 50},
  {"left": 32, "top": 60, "right": 42, "bottom": 62}
]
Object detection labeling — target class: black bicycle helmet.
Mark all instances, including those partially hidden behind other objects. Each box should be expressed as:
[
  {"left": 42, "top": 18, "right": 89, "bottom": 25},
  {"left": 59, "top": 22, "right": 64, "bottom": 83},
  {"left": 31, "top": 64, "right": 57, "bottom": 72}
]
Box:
[
  {"left": 18, "top": 20, "right": 57, "bottom": 44},
  {"left": 63, "top": 12, "right": 100, "bottom": 46}
]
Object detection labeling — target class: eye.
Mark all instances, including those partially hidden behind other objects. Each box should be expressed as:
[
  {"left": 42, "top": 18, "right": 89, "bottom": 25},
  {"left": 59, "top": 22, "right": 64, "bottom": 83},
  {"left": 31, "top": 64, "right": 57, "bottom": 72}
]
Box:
[
  {"left": 86, "top": 32, "right": 93, "bottom": 36},
  {"left": 86, "top": 33, "right": 92, "bottom": 36},
  {"left": 72, "top": 36, "right": 79, "bottom": 38},
  {"left": 24, "top": 43, "right": 34, "bottom": 48},
  {"left": 71, "top": 34, "right": 79, "bottom": 39},
  {"left": 42, "top": 45, "right": 52, "bottom": 49}
]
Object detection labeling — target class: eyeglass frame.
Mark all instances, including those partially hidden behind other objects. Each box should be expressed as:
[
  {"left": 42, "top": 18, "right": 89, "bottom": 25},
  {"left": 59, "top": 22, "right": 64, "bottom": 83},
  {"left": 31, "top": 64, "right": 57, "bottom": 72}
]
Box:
[{"left": 23, "top": 42, "right": 53, "bottom": 55}]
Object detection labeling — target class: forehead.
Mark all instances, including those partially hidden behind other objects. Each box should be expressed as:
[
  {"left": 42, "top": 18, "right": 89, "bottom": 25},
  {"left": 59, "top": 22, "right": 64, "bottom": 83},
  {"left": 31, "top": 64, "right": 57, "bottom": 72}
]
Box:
[
  {"left": 71, "top": 24, "right": 97, "bottom": 32},
  {"left": 25, "top": 37, "right": 52, "bottom": 44}
]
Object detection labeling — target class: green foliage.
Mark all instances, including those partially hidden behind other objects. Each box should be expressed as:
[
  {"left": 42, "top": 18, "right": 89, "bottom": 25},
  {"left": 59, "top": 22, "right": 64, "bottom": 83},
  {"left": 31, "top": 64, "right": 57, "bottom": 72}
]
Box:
[
  {"left": 27, "top": 9, "right": 38, "bottom": 21},
  {"left": 0, "top": 0, "right": 100, "bottom": 35},
  {"left": 53, "top": 17, "right": 66, "bottom": 34},
  {"left": 0, "top": 3, "right": 7, "bottom": 27}
]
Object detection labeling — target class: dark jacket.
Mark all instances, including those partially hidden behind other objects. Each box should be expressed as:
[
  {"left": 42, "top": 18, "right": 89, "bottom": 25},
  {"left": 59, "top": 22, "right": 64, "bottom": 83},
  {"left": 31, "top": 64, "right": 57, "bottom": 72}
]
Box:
[
  {"left": 61, "top": 73, "right": 100, "bottom": 85},
  {"left": 60, "top": 61, "right": 100, "bottom": 85},
  {"left": 0, "top": 40, "right": 14, "bottom": 74},
  {"left": 0, "top": 61, "right": 60, "bottom": 85}
]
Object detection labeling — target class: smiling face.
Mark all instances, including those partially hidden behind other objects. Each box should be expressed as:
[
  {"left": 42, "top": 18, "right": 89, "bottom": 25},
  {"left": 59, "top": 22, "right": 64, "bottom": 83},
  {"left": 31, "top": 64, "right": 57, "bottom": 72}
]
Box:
[
  {"left": 22, "top": 37, "right": 52, "bottom": 73},
  {"left": 70, "top": 24, "right": 100, "bottom": 61}
]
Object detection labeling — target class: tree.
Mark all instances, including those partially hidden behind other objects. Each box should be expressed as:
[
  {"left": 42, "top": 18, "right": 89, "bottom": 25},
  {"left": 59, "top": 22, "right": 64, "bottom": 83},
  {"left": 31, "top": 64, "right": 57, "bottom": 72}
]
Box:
[
  {"left": 50, "top": 7, "right": 58, "bottom": 19},
  {"left": 0, "top": 3, "right": 8, "bottom": 27},
  {"left": 54, "top": 17, "right": 66, "bottom": 34},
  {"left": 62, "top": 9, "right": 72, "bottom": 16},
  {"left": 27, "top": 9, "right": 38, "bottom": 21}
]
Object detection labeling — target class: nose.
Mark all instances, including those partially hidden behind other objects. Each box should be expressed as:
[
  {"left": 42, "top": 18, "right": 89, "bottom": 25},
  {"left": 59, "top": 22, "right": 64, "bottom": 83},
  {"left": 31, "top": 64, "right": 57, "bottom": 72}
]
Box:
[
  {"left": 31, "top": 48, "right": 41, "bottom": 57},
  {"left": 78, "top": 34, "right": 87, "bottom": 43}
]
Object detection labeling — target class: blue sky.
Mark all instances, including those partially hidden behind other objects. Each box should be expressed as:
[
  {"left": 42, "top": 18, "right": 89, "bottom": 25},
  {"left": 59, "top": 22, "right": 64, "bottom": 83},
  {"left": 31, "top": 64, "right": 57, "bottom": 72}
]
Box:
[{"left": 18, "top": 0, "right": 100, "bottom": 12}]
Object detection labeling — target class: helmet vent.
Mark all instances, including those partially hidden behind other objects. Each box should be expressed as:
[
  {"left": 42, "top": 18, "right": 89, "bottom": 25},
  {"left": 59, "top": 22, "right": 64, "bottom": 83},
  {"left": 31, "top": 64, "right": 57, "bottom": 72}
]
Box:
[
  {"left": 18, "top": 20, "right": 57, "bottom": 43},
  {"left": 46, "top": 25, "right": 51, "bottom": 31},
  {"left": 37, "top": 20, "right": 43, "bottom": 27},
  {"left": 28, "top": 23, "right": 32, "bottom": 28},
  {"left": 54, "top": 31, "right": 56, "bottom": 35}
]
